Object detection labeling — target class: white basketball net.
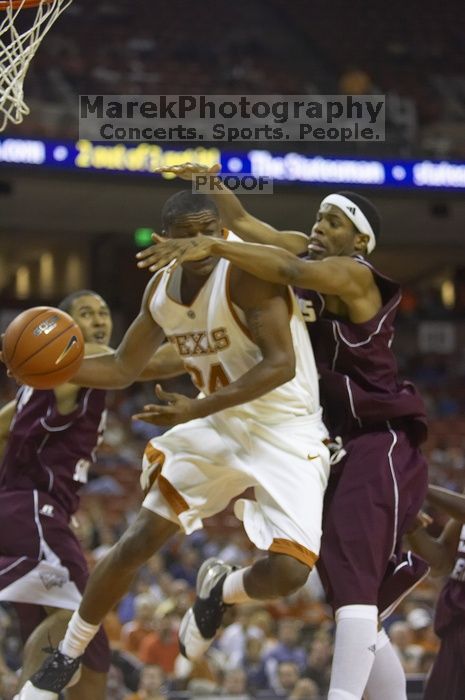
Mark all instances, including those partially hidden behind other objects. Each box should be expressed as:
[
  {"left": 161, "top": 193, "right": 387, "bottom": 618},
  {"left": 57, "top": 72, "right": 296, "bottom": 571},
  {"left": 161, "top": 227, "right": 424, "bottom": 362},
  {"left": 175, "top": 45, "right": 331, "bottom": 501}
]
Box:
[{"left": 0, "top": 0, "right": 73, "bottom": 131}]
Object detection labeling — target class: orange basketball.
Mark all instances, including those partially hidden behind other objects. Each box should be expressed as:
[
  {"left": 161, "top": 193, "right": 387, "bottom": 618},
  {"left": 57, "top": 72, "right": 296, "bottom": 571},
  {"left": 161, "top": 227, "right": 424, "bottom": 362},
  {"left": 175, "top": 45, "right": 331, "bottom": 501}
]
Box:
[{"left": 3, "top": 306, "right": 84, "bottom": 389}]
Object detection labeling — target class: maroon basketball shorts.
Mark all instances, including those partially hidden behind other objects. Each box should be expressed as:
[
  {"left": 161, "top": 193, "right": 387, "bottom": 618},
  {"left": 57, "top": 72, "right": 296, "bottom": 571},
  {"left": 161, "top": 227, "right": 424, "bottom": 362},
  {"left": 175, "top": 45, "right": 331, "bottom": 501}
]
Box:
[
  {"left": 316, "top": 426, "right": 428, "bottom": 611},
  {"left": 0, "top": 489, "right": 110, "bottom": 673}
]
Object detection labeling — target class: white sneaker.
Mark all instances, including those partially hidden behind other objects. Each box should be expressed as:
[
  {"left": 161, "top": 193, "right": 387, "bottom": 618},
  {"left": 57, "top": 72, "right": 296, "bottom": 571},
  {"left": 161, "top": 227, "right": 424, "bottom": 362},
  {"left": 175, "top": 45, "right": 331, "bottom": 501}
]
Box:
[{"left": 15, "top": 681, "right": 58, "bottom": 700}]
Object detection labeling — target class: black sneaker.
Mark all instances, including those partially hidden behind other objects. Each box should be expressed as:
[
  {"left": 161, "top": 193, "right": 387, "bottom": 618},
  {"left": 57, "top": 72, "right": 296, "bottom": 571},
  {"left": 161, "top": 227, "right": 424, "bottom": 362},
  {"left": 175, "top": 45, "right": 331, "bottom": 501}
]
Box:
[
  {"left": 18, "top": 648, "right": 82, "bottom": 699},
  {"left": 178, "top": 557, "right": 233, "bottom": 660}
]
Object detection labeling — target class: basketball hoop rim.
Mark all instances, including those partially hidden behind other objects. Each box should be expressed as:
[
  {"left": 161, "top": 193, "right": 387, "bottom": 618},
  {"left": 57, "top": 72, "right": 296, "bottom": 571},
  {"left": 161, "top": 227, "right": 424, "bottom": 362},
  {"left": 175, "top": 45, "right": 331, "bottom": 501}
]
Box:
[{"left": 0, "top": 0, "right": 54, "bottom": 9}]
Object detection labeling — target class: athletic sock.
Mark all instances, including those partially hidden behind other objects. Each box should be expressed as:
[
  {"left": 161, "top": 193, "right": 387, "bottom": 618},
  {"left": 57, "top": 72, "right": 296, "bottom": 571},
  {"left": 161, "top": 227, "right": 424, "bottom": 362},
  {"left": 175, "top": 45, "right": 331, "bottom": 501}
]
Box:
[
  {"left": 328, "top": 604, "right": 378, "bottom": 700},
  {"left": 60, "top": 611, "right": 100, "bottom": 659},
  {"left": 222, "top": 568, "right": 253, "bottom": 604},
  {"left": 364, "top": 629, "right": 407, "bottom": 700}
]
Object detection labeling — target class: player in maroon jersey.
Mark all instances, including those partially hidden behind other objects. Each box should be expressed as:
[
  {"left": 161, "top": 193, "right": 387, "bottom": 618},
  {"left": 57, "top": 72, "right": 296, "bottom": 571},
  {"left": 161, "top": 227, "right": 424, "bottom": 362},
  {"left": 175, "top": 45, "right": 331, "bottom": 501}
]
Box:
[
  {"left": 137, "top": 164, "right": 430, "bottom": 700},
  {"left": 408, "top": 486, "right": 465, "bottom": 700},
  {"left": 0, "top": 291, "right": 181, "bottom": 700},
  {"left": 0, "top": 290, "right": 113, "bottom": 700}
]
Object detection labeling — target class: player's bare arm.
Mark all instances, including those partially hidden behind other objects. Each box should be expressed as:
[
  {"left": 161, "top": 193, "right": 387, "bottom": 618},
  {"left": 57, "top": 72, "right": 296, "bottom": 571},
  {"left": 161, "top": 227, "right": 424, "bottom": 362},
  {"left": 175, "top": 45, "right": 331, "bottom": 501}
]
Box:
[
  {"left": 134, "top": 270, "right": 295, "bottom": 427},
  {"left": 82, "top": 340, "right": 185, "bottom": 382},
  {"left": 408, "top": 517, "right": 463, "bottom": 577},
  {"left": 427, "top": 485, "right": 465, "bottom": 523},
  {"left": 52, "top": 339, "right": 184, "bottom": 417},
  {"left": 156, "top": 162, "right": 307, "bottom": 254},
  {"left": 71, "top": 277, "right": 165, "bottom": 389},
  {"left": 0, "top": 399, "right": 15, "bottom": 456},
  {"left": 52, "top": 343, "right": 116, "bottom": 414},
  {"left": 138, "top": 341, "right": 186, "bottom": 381},
  {"left": 137, "top": 235, "right": 381, "bottom": 323}
]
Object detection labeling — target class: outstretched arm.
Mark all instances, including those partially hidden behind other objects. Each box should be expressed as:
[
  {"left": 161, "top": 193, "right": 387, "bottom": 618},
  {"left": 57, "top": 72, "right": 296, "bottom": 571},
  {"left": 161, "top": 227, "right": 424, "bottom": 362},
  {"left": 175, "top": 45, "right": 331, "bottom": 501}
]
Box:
[
  {"left": 0, "top": 400, "right": 15, "bottom": 457},
  {"left": 407, "top": 516, "right": 462, "bottom": 577},
  {"left": 137, "top": 235, "right": 372, "bottom": 300},
  {"left": 72, "top": 277, "right": 165, "bottom": 389},
  {"left": 81, "top": 341, "right": 186, "bottom": 382},
  {"left": 138, "top": 342, "right": 186, "bottom": 381},
  {"left": 156, "top": 163, "right": 308, "bottom": 254},
  {"left": 427, "top": 485, "right": 465, "bottom": 523}
]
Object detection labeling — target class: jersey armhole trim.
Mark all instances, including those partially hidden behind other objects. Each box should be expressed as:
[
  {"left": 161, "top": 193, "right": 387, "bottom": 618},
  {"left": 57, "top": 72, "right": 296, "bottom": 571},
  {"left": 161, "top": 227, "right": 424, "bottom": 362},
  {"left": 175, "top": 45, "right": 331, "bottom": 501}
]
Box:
[
  {"left": 145, "top": 269, "right": 165, "bottom": 313},
  {"left": 334, "top": 293, "right": 401, "bottom": 347},
  {"left": 40, "top": 417, "right": 74, "bottom": 432}
]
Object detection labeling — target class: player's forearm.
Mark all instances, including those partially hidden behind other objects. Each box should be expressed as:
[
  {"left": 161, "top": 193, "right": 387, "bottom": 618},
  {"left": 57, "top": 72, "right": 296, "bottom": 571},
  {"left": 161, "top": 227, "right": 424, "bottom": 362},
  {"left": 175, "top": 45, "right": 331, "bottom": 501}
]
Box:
[
  {"left": 209, "top": 180, "right": 249, "bottom": 229},
  {"left": 0, "top": 401, "right": 15, "bottom": 459},
  {"left": 0, "top": 400, "right": 15, "bottom": 437},
  {"left": 138, "top": 343, "right": 186, "bottom": 381},
  {"left": 211, "top": 239, "right": 360, "bottom": 296},
  {"left": 73, "top": 354, "right": 139, "bottom": 389},
  {"left": 194, "top": 359, "right": 294, "bottom": 418},
  {"left": 406, "top": 528, "right": 450, "bottom": 577},
  {"left": 211, "top": 186, "right": 306, "bottom": 253},
  {"left": 211, "top": 239, "right": 305, "bottom": 286},
  {"left": 427, "top": 486, "right": 465, "bottom": 522}
]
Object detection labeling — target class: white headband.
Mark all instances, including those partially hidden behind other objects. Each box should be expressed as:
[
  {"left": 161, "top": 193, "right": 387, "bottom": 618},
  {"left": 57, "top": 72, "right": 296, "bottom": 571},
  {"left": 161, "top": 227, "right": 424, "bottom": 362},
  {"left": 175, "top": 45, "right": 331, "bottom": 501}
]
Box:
[{"left": 320, "top": 193, "right": 376, "bottom": 254}]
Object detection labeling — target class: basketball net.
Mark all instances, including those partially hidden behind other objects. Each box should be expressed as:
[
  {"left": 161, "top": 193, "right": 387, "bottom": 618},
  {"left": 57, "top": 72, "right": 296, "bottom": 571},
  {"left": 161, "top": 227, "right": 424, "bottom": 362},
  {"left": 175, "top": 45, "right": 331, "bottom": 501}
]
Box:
[{"left": 0, "top": 0, "right": 73, "bottom": 131}]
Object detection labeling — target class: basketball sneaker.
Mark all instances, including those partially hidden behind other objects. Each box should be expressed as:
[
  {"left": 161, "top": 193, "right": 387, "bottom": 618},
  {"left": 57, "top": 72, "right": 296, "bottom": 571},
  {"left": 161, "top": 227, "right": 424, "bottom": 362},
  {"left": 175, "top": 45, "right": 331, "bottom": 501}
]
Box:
[
  {"left": 16, "top": 648, "right": 82, "bottom": 700},
  {"left": 179, "top": 557, "right": 234, "bottom": 660}
]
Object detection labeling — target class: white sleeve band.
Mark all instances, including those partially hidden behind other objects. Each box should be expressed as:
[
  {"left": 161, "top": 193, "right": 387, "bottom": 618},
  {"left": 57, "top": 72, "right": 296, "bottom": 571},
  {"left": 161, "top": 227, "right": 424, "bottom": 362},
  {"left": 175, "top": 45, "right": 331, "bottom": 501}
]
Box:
[{"left": 321, "top": 193, "right": 376, "bottom": 254}]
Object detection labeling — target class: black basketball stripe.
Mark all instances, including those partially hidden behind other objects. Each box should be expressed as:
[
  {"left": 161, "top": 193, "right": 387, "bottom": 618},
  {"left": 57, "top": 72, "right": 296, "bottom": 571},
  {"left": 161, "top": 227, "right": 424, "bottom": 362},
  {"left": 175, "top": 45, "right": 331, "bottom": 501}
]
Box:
[
  {"left": 23, "top": 345, "right": 84, "bottom": 376},
  {"left": 14, "top": 322, "right": 76, "bottom": 371}
]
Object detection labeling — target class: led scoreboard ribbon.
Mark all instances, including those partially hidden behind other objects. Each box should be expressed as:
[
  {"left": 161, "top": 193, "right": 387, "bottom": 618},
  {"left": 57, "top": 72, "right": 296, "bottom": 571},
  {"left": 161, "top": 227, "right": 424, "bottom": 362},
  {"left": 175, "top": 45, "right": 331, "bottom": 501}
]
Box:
[{"left": 1, "top": 137, "right": 465, "bottom": 190}]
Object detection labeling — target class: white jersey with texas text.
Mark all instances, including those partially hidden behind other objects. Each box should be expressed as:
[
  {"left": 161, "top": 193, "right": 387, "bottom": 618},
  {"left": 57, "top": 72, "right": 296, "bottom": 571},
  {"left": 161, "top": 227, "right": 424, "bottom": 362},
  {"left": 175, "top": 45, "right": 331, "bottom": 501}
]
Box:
[{"left": 149, "top": 257, "right": 320, "bottom": 423}]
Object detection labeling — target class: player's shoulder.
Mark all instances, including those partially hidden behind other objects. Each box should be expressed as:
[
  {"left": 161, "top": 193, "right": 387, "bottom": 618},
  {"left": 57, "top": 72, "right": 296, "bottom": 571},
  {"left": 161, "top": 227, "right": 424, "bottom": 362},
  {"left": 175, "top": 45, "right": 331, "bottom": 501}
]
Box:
[
  {"left": 327, "top": 254, "right": 376, "bottom": 287},
  {"left": 142, "top": 268, "right": 168, "bottom": 310},
  {"left": 279, "top": 230, "right": 309, "bottom": 255},
  {"left": 228, "top": 262, "right": 287, "bottom": 309},
  {"left": 227, "top": 261, "right": 266, "bottom": 288}
]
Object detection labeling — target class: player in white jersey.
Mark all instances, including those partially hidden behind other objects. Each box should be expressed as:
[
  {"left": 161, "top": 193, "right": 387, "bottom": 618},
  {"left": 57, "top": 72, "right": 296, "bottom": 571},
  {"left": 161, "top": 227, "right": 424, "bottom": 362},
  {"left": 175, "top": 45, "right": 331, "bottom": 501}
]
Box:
[{"left": 19, "top": 191, "right": 330, "bottom": 699}]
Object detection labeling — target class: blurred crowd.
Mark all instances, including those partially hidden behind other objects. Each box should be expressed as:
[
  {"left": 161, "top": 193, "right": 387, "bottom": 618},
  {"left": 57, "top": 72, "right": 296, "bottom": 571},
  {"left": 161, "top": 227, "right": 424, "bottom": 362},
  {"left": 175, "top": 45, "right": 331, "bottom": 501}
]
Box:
[{"left": 4, "top": 0, "right": 465, "bottom": 156}]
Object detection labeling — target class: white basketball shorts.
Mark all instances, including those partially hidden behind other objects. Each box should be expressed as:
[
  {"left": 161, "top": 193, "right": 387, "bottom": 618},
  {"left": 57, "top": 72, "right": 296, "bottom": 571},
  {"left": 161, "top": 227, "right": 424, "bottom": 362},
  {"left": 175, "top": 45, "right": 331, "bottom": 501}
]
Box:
[{"left": 142, "top": 409, "right": 330, "bottom": 567}]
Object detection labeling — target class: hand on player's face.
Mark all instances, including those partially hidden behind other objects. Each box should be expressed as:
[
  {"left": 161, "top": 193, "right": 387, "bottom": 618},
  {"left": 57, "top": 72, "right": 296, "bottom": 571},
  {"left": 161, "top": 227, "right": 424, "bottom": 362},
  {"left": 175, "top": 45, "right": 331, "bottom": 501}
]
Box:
[
  {"left": 155, "top": 162, "right": 221, "bottom": 181},
  {"left": 136, "top": 233, "right": 215, "bottom": 273},
  {"left": 132, "top": 384, "right": 199, "bottom": 427}
]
